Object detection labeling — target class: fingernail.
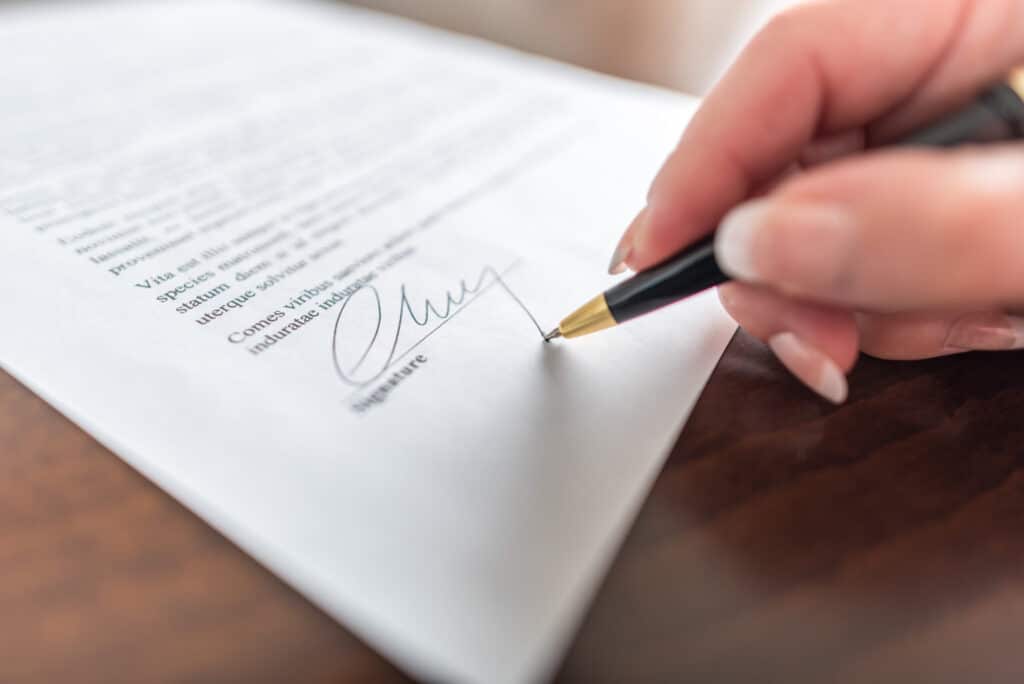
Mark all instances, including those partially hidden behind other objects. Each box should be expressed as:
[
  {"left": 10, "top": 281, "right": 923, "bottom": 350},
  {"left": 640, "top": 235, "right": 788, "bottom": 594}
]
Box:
[
  {"left": 608, "top": 235, "right": 632, "bottom": 275},
  {"left": 945, "top": 314, "right": 1024, "bottom": 351},
  {"left": 608, "top": 208, "right": 647, "bottom": 274},
  {"left": 768, "top": 332, "right": 848, "bottom": 404},
  {"left": 715, "top": 200, "right": 854, "bottom": 285},
  {"left": 715, "top": 200, "right": 769, "bottom": 281}
]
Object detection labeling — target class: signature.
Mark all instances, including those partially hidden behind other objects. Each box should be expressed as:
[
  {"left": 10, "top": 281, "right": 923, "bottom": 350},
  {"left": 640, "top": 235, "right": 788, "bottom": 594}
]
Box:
[{"left": 331, "top": 264, "right": 545, "bottom": 387}]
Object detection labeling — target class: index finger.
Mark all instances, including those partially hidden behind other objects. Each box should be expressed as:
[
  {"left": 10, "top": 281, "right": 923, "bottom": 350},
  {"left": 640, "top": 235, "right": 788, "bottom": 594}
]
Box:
[{"left": 625, "top": 0, "right": 1021, "bottom": 271}]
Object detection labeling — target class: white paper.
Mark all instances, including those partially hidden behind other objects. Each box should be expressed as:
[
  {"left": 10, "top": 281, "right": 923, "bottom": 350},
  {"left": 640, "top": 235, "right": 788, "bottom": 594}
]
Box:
[{"left": 0, "top": 2, "right": 735, "bottom": 681}]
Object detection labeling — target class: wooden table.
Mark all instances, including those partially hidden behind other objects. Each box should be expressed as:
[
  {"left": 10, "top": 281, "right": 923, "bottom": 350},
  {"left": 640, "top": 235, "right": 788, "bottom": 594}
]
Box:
[
  {"left": 6, "top": 2, "right": 1024, "bottom": 681},
  {"left": 5, "top": 333, "right": 1024, "bottom": 682}
]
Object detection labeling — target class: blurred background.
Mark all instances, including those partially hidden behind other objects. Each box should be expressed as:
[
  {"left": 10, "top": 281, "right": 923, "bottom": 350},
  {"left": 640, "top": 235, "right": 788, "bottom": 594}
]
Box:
[{"left": 349, "top": 0, "right": 800, "bottom": 95}]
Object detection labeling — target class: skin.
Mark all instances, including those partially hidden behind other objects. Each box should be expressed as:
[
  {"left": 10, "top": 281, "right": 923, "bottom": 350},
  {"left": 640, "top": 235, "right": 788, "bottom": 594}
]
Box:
[{"left": 610, "top": 0, "right": 1024, "bottom": 403}]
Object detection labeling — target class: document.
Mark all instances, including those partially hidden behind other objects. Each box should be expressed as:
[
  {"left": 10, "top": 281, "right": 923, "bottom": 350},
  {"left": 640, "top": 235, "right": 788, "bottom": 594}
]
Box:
[{"left": 0, "top": 2, "right": 735, "bottom": 681}]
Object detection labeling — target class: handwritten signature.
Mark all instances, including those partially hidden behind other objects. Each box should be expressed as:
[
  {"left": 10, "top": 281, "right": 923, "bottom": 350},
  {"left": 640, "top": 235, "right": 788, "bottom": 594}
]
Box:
[{"left": 331, "top": 265, "right": 545, "bottom": 387}]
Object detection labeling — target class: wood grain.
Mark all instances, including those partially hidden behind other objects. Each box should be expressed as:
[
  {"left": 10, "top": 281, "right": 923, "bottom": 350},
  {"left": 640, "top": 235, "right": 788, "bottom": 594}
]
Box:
[
  {"left": 4, "top": 331, "right": 1024, "bottom": 681},
  {"left": 560, "top": 333, "right": 1024, "bottom": 683}
]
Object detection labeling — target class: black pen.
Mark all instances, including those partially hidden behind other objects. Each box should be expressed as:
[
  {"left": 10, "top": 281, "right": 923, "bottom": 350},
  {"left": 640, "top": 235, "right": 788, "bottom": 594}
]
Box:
[{"left": 545, "top": 68, "right": 1024, "bottom": 341}]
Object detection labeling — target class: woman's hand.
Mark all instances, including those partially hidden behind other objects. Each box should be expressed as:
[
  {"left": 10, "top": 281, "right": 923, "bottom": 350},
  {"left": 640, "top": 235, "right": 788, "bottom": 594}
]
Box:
[{"left": 609, "top": 0, "right": 1024, "bottom": 403}]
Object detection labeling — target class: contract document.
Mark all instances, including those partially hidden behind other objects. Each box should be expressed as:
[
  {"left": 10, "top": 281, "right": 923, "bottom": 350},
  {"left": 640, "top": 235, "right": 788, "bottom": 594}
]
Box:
[{"left": 0, "top": 2, "right": 735, "bottom": 681}]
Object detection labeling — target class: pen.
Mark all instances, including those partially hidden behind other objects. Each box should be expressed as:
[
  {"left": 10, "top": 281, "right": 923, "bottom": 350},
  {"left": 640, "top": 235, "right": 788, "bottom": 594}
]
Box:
[{"left": 544, "top": 68, "right": 1024, "bottom": 342}]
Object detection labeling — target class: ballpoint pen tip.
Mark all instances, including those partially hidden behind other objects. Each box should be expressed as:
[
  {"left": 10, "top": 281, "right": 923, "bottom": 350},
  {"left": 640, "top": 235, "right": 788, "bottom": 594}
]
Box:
[{"left": 543, "top": 328, "right": 562, "bottom": 343}]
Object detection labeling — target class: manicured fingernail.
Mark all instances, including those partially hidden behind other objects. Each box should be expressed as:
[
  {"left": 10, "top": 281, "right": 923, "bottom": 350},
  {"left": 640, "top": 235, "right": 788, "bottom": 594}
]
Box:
[
  {"left": 714, "top": 202, "right": 764, "bottom": 280},
  {"left": 945, "top": 314, "right": 1024, "bottom": 351},
  {"left": 768, "top": 332, "right": 848, "bottom": 404},
  {"left": 715, "top": 200, "right": 854, "bottom": 286},
  {"left": 608, "top": 208, "right": 647, "bottom": 274},
  {"left": 608, "top": 236, "right": 632, "bottom": 275}
]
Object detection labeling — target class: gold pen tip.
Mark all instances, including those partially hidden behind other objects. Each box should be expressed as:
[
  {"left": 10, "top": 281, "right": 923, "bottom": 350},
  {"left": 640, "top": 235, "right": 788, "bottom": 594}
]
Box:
[{"left": 543, "top": 328, "right": 562, "bottom": 343}]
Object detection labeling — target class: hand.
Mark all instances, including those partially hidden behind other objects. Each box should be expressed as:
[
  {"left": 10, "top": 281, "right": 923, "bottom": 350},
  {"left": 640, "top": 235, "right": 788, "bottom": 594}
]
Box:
[{"left": 609, "top": 0, "right": 1024, "bottom": 403}]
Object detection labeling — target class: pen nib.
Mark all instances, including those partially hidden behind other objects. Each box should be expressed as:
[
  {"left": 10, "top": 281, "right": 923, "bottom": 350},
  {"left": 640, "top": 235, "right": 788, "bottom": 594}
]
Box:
[{"left": 543, "top": 328, "right": 562, "bottom": 343}]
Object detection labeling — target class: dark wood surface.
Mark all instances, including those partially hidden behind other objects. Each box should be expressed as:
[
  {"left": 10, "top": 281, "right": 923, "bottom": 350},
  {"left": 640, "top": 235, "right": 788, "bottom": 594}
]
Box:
[
  {"left": 4, "top": 331, "right": 1024, "bottom": 682},
  {"left": 6, "top": 2, "right": 1024, "bottom": 681}
]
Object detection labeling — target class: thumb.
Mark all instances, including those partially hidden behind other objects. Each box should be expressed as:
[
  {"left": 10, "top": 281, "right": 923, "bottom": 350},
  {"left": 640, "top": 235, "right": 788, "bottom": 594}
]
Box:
[{"left": 713, "top": 146, "right": 1024, "bottom": 312}]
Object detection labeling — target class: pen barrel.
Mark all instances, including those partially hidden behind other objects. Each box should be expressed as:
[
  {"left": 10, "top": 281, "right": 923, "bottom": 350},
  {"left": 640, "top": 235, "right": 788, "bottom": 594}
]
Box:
[
  {"left": 605, "top": 236, "right": 727, "bottom": 323},
  {"left": 899, "top": 82, "right": 1024, "bottom": 147}
]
